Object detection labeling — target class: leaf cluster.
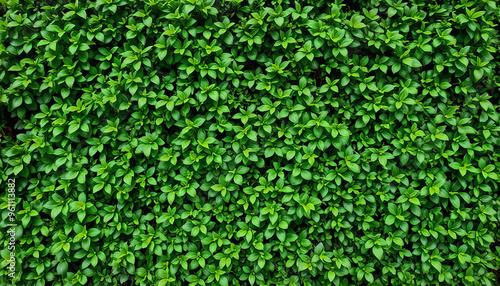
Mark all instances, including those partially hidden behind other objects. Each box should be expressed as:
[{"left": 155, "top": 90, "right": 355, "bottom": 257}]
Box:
[{"left": 1, "top": 0, "right": 500, "bottom": 285}]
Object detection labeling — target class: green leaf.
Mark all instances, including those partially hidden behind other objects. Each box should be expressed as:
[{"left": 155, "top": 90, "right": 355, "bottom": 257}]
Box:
[
  {"left": 373, "top": 246, "right": 383, "bottom": 260},
  {"left": 403, "top": 57, "right": 421, "bottom": 68},
  {"left": 450, "top": 195, "right": 460, "bottom": 208},
  {"left": 347, "top": 162, "right": 360, "bottom": 173},
  {"left": 409, "top": 198, "right": 420, "bottom": 206},
  {"left": 65, "top": 76, "right": 75, "bottom": 88},
  {"left": 275, "top": 17, "right": 284, "bottom": 27},
  {"left": 459, "top": 166, "right": 468, "bottom": 176},
  {"left": 435, "top": 133, "right": 449, "bottom": 141},
  {"left": 473, "top": 69, "right": 483, "bottom": 82},
  {"left": 385, "top": 215, "right": 395, "bottom": 225},
  {"left": 301, "top": 170, "right": 312, "bottom": 180},
  {"left": 258, "top": 257, "right": 266, "bottom": 269}
]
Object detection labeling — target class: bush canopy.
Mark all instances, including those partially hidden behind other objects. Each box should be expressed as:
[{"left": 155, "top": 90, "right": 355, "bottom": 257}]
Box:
[{"left": 1, "top": 0, "right": 500, "bottom": 285}]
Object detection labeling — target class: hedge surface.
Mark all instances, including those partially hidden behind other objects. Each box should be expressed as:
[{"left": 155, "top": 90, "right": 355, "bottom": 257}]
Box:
[{"left": 1, "top": 0, "right": 500, "bottom": 285}]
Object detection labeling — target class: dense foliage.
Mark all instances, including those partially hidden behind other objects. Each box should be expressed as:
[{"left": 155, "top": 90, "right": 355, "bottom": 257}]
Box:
[{"left": 1, "top": 0, "right": 500, "bottom": 285}]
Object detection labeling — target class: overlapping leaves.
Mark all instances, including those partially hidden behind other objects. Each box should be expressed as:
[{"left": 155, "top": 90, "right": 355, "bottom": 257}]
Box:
[{"left": 1, "top": 0, "right": 500, "bottom": 285}]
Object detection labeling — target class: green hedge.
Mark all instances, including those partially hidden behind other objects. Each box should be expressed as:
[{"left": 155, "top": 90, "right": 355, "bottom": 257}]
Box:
[{"left": 1, "top": 0, "right": 500, "bottom": 285}]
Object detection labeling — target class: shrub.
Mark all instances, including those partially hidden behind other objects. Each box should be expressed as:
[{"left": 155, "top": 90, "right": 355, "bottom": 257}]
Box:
[{"left": 1, "top": 0, "right": 500, "bottom": 285}]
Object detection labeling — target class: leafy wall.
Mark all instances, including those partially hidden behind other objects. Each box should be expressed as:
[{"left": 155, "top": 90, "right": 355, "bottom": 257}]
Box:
[{"left": 1, "top": 0, "right": 500, "bottom": 285}]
